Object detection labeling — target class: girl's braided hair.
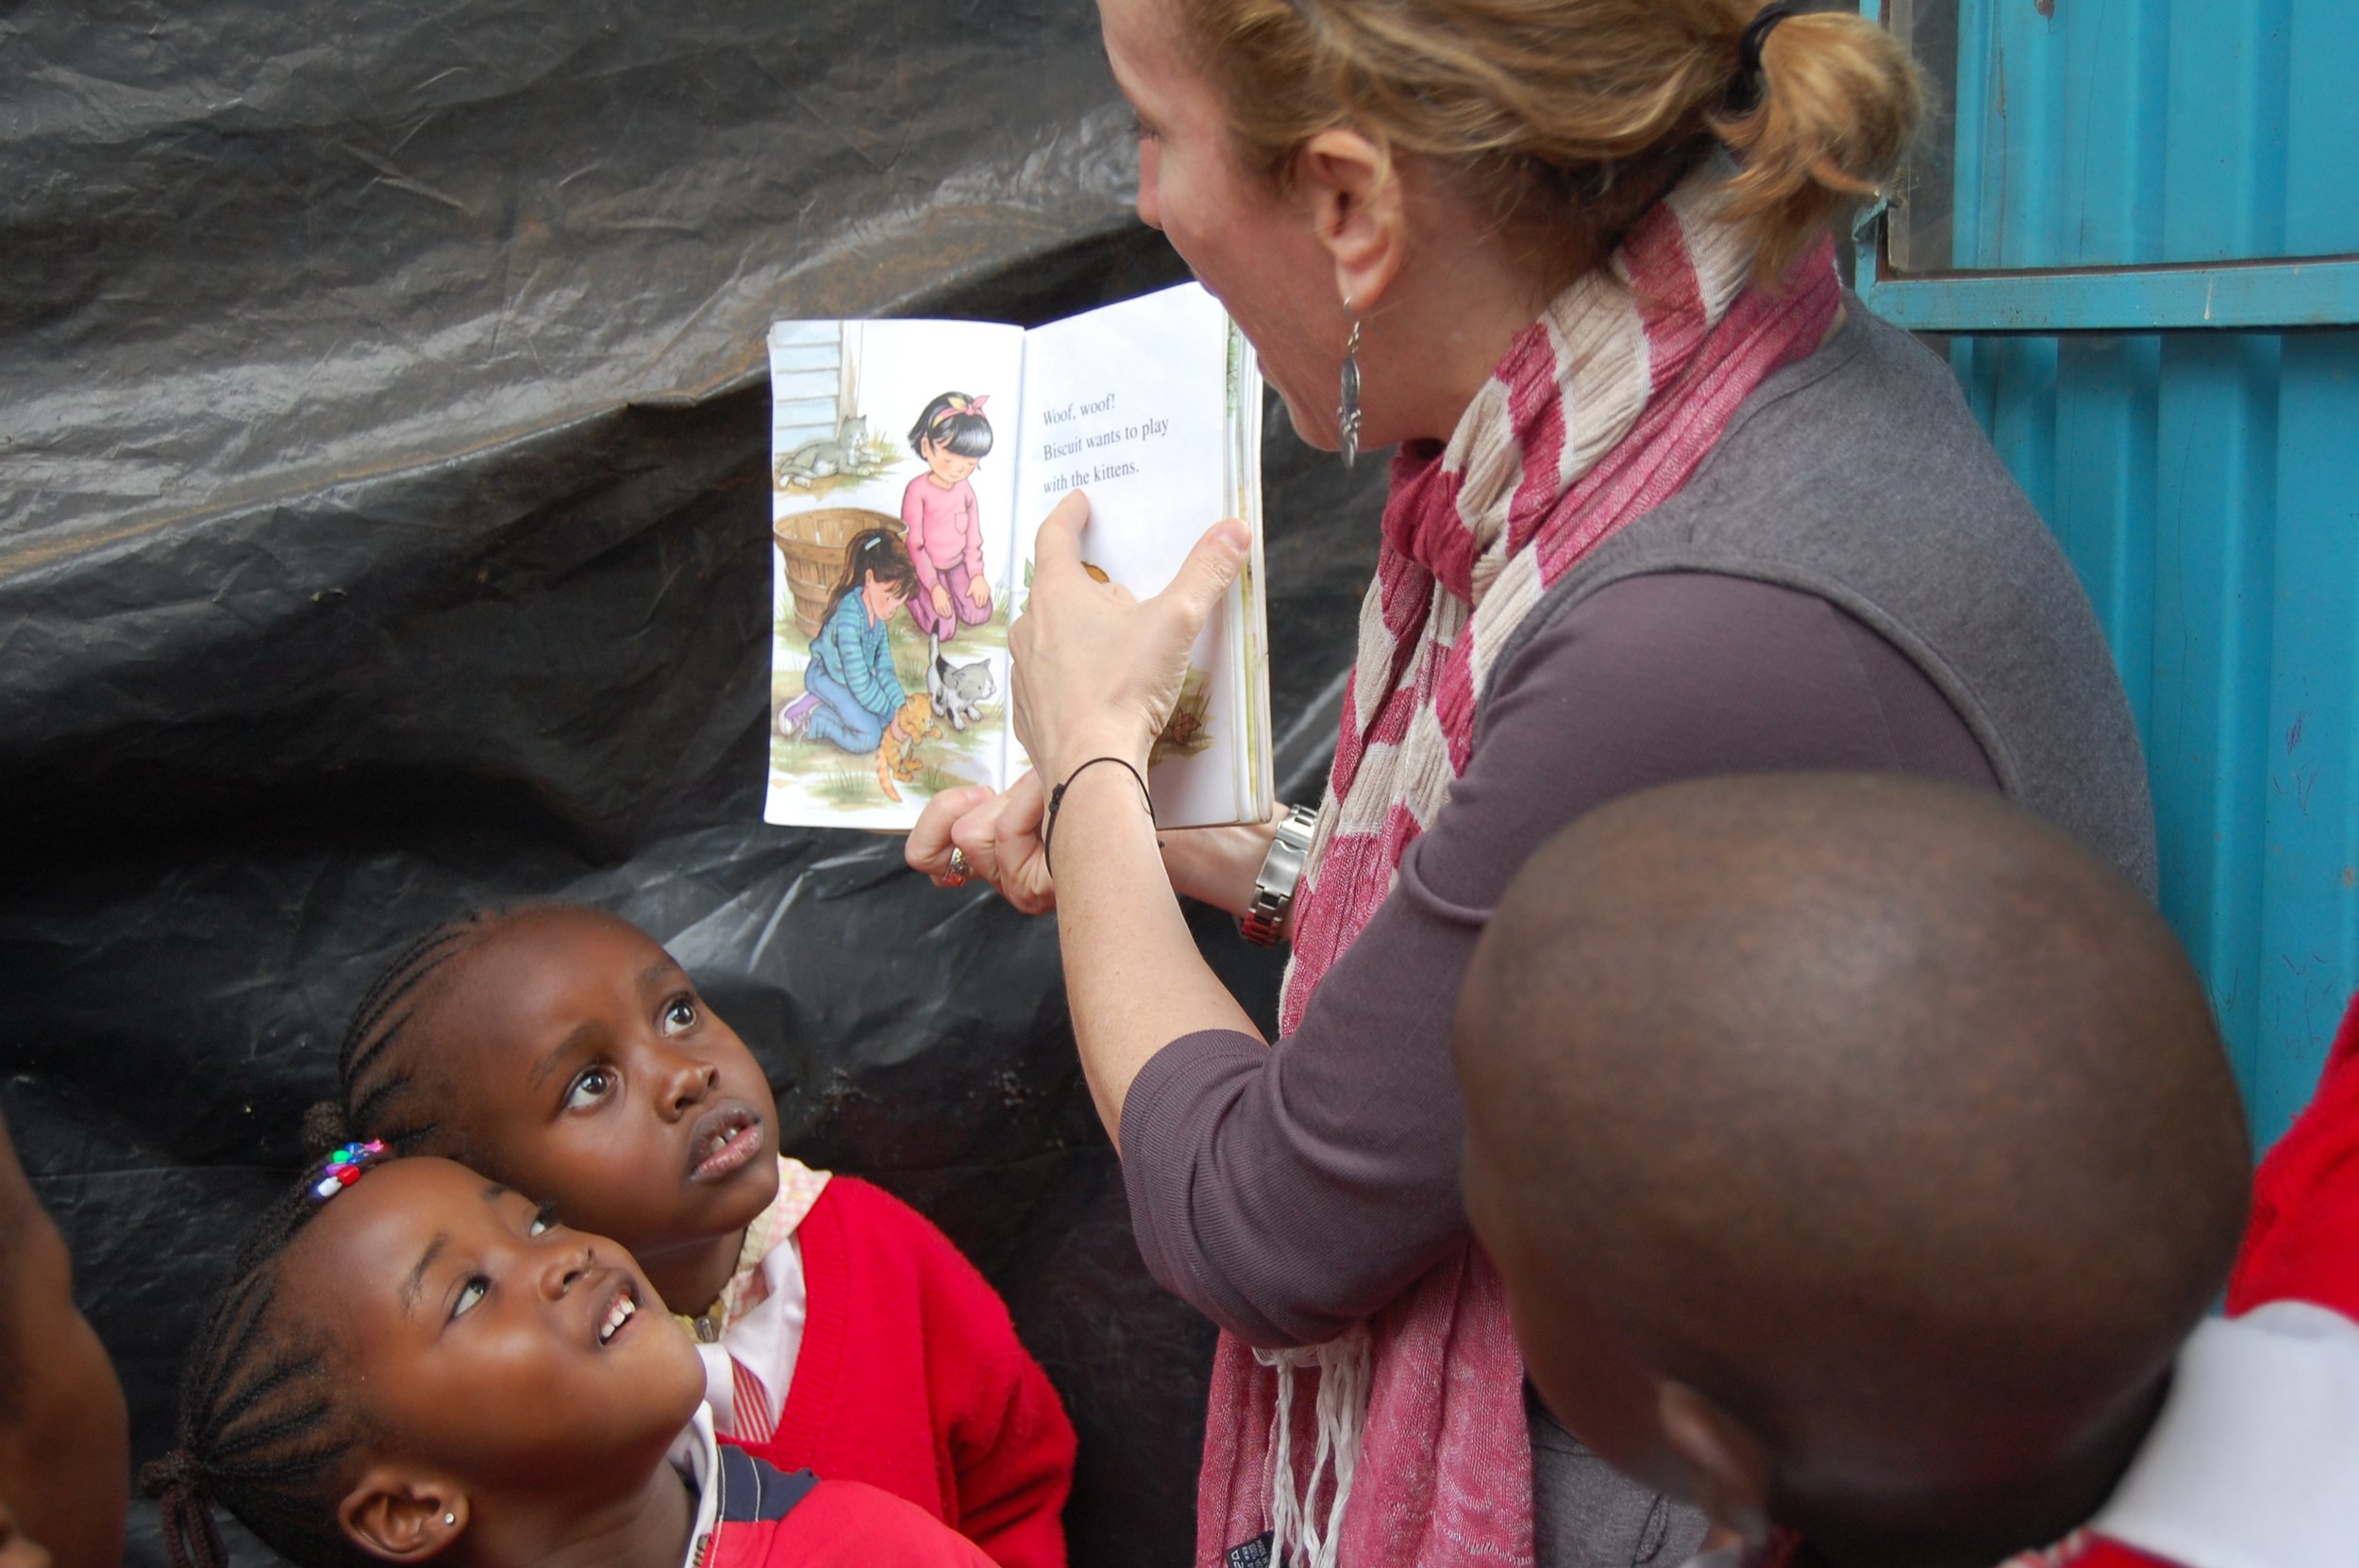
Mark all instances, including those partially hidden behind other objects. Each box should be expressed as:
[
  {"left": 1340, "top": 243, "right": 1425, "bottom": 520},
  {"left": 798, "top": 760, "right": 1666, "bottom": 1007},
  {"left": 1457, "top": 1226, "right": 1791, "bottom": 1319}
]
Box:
[
  {"left": 139, "top": 1155, "right": 396, "bottom": 1568},
  {"left": 310, "top": 912, "right": 505, "bottom": 1159}
]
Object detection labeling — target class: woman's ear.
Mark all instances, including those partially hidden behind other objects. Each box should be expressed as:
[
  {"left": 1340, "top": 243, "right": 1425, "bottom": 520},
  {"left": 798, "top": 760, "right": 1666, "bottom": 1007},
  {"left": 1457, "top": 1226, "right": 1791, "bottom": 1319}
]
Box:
[
  {"left": 1657, "top": 1380, "right": 1774, "bottom": 1545},
  {"left": 339, "top": 1470, "right": 465, "bottom": 1564},
  {"left": 1295, "top": 128, "right": 1404, "bottom": 312}
]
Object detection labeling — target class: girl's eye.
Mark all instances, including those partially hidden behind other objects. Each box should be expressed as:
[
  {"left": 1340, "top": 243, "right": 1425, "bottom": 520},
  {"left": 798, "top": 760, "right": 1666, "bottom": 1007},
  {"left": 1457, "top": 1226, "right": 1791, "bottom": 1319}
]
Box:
[
  {"left": 453, "top": 1277, "right": 488, "bottom": 1320},
  {"left": 562, "top": 1067, "right": 615, "bottom": 1112},
  {"left": 662, "top": 998, "right": 697, "bottom": 1036},
  {"left": 528, "top": 1204, "right": 560, "bottom": 1237}
]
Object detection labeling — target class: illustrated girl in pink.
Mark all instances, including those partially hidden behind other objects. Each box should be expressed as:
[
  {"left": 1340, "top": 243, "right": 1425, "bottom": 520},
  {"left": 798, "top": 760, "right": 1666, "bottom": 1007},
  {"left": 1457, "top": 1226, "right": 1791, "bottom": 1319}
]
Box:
[{"left": 901, "top": 392, "right": 994, "bottom": 642}]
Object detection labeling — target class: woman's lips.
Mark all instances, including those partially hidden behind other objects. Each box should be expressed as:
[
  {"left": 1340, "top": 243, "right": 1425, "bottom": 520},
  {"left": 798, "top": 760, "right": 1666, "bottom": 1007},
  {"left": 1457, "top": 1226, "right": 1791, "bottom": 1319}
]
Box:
[{"left": 686, "top": 1101, "right": 764, "bottom": 1182}]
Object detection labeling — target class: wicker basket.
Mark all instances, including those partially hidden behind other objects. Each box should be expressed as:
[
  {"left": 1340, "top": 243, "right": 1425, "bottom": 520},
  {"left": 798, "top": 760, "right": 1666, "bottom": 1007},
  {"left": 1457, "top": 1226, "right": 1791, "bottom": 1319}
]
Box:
[{"left": 774, "top": 507, "right": 904, "bottom": 641}]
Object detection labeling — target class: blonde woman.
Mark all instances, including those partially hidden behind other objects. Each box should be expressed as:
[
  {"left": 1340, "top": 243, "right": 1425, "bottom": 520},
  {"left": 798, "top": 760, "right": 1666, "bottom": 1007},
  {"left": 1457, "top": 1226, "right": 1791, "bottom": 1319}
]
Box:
[{"left": 912, "top": 3, "right": 2155, "bottom": 1565}]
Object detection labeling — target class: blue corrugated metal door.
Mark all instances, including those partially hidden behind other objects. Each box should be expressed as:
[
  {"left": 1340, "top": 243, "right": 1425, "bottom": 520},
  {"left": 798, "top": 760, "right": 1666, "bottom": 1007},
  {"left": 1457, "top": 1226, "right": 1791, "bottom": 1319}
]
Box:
[{"left": 1864, "top": 0, "right": 2359, "bottom": 1147}]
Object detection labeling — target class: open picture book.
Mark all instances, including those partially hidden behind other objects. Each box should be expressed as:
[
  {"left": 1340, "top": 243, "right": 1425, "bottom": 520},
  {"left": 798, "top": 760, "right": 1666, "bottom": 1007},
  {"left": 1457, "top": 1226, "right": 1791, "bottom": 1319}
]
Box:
[{"left": 763, "top": 281, "right": 1272, "bottom": 831}]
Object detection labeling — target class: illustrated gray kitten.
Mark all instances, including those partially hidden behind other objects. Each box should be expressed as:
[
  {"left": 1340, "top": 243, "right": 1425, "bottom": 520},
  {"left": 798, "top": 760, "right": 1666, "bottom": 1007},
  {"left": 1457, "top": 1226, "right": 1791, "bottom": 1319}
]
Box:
[
  {"left": 928, "top": 632, "right": 995, "bottom": 731},
  {"left": 777, "top": 412, "right": 869, "bottom": 483}
]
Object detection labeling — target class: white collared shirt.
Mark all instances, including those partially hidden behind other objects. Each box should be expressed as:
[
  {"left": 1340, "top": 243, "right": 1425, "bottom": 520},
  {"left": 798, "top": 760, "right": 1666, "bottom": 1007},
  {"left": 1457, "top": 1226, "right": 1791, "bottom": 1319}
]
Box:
[
  {"left": 670, "top": 1405, "right": 724, "bottom": 1568},
  {"left": 2089, "top": 1301, "right": 2359, "bottom": 1568}
]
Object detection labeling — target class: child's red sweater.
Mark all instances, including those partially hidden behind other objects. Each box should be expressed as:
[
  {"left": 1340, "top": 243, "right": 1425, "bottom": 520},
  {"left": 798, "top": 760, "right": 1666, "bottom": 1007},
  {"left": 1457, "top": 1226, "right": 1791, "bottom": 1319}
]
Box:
[{"left": 729, "top": 1176, "right": 1075, "bottom": 1568}]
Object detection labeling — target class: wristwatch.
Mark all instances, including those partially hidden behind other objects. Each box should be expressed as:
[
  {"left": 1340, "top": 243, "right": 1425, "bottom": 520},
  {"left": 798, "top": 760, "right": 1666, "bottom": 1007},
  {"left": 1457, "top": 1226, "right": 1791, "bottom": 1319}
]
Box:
[{"left": 1238, "top": 803, "right": 1322, "bottom": 947}]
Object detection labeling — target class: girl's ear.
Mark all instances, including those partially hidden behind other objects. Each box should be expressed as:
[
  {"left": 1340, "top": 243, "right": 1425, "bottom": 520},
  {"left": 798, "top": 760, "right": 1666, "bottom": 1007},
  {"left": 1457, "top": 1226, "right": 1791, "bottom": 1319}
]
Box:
[
  {"left": 339, "top": 1470, "right": 465, "bottom": 1564},
  {"left": 1294, "top": 127, "right": 1405, "bottom": 313}
]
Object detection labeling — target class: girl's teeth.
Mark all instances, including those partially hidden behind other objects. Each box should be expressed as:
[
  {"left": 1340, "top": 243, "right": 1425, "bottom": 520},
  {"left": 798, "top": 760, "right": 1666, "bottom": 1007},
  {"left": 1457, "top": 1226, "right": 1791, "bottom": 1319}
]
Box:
[{"left": 601, "top": 1296, "right": 636, "bottom": 1343}]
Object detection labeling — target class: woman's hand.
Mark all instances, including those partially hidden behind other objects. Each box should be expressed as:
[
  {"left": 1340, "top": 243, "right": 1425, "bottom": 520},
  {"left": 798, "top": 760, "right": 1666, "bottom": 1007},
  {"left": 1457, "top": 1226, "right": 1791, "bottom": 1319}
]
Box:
[
  {"left": 908, "top": 776, "right": 1055, "bottom": 915},
  {"left": 931, "top": 582, "right": 955, "bottom": 619},
  {"left": 1011, "top": 491, "right": 1251, "bottom": 783},
  {"left": 907, "top": 773, "right": 1277, "bottom": 920}
]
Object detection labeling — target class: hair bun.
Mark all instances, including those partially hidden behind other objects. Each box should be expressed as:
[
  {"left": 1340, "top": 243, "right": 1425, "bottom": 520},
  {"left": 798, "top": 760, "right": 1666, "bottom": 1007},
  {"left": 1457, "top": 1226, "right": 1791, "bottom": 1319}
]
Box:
[{"left": 299, "top": 1101, "right": 353, "bottom": 1158}]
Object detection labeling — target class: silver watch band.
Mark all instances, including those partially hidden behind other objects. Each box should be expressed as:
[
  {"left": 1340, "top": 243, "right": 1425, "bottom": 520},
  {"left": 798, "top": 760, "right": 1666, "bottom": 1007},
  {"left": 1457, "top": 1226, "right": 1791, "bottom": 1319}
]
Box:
[{"left": 1239, "top": 803, "right": 1321, "bottom": 945}]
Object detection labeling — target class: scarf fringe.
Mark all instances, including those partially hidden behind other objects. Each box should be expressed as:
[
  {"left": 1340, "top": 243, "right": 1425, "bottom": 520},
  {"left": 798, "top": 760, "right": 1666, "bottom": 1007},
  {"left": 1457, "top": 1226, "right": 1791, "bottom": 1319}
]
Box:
[{"left": 1257, "top": 1330, "right": 1371, "bottom": 1568}]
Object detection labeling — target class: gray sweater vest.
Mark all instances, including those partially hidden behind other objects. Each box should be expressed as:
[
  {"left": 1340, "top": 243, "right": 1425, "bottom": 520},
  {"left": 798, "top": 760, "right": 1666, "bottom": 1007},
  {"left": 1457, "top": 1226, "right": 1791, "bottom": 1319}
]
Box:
[{"left": 1491, "top": 301, "right": 2159, "bottom": 894}]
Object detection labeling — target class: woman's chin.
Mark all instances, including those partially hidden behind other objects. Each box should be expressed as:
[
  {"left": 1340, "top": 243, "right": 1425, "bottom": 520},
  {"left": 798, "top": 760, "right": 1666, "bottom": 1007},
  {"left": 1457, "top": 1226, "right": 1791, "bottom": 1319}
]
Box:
[{"left": 1269, "top": 385, "right": 1335, "bottom": 453}]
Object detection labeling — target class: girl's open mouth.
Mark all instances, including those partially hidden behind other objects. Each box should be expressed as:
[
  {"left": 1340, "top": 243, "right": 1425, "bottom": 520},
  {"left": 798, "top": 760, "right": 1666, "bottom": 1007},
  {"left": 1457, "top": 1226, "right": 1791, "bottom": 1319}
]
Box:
[
  {"left": 596, "top": 1283, "right": 638, "bottom": 1347},
  {"left": 687, "top": 1102, "right": 764, "bottom": 1182}
]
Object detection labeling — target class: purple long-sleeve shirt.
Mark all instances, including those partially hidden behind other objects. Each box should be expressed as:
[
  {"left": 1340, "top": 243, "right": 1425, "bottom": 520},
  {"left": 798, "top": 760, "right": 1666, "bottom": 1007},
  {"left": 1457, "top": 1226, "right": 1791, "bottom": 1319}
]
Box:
[{"left": 1118, "top": 571, "right": 1999, "bottom": 1348}]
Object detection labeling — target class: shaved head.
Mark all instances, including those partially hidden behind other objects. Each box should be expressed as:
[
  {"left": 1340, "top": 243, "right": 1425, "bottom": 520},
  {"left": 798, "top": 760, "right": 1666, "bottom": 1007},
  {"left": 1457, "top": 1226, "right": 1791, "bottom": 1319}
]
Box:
[{"left": 1458, "top": 775, "right": 2249, "bottom": 1534}]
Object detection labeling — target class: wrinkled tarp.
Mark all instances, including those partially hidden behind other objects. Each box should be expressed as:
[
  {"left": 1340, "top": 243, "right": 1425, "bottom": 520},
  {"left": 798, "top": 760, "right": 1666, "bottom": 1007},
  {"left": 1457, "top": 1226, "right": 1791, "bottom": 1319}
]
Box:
[{"left": 0, "top": 5, "right": 1390, "bottom": 1565}]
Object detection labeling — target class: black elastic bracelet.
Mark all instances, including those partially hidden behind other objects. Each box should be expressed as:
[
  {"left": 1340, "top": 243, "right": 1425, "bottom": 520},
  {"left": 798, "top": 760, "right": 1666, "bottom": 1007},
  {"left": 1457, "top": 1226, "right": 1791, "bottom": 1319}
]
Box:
[{"left": 1044, "top": 756, "right": 1156, "bottom": 877}]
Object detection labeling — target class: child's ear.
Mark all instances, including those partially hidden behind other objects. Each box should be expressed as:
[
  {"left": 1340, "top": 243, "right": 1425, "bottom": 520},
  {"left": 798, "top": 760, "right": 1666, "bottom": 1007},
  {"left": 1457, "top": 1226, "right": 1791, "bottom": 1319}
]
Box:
[
  {"left": 1657, "top": 1379, "right": 1773, "bottom": 1545},
  {"left": 1294, "top": 128, "right": 1404, "bottom": 314},
  {"left": 339, "top": 1470, "right": 466, "bottom": 1564}
]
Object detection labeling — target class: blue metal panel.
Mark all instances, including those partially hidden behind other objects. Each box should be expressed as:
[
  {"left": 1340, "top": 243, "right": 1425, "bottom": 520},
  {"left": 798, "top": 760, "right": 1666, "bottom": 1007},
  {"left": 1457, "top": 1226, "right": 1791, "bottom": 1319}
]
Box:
[
  {"left": 1867, "top": 0, "right": 2359, "bottom": 1148},
  {"left": 1942, "top": 0, "right": 2331, "bottom": 270},
  {"left": 1861, "top": 259, "right": 2359, "bottom": 333},
  {"left": 1946, "top": 328, "right": 2359, "bottom": 1146}
]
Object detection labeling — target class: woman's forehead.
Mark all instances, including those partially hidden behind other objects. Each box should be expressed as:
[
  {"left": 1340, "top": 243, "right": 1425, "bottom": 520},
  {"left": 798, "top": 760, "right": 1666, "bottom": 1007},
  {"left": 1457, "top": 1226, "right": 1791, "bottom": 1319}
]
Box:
[{"left": 1098, "top": 0, "right": 1190, "bottom": 105}]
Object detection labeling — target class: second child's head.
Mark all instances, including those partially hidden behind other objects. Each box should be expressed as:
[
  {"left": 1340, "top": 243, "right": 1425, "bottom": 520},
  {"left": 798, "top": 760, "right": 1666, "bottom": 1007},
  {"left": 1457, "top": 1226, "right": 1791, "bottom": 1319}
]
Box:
[
  {"left": 908, "top": 392, "right": 991, "bottom": 485},
  {"left": 826, "top": 528, "right": 919, "bottom": 629},
  {"left": 1457, "top": 775, "right": 2251, "bottom": 1564},
  {"left": 326, "top": 906, "right": 781, "bottom": 1311},
  {"left": 148, "top": 1147, "right": 703, "bottom": 1568}
]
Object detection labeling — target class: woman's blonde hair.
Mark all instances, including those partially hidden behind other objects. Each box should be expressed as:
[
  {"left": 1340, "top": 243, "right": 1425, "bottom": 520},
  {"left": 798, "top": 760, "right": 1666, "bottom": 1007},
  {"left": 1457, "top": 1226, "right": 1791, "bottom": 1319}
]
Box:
[{"left": 1170, "top": 0, "right": 1923, "bottom": 283}]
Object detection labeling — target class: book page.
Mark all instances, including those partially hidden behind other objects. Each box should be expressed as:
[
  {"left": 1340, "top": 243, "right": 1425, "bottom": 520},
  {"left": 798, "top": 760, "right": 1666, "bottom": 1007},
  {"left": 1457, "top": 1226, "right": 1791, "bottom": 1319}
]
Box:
[
  {"left": 1013, "top": 284, "right": 1261, "bottom": 827},
  {"left": 765, "top": 319, "right": 1023, "bottom": 829}
]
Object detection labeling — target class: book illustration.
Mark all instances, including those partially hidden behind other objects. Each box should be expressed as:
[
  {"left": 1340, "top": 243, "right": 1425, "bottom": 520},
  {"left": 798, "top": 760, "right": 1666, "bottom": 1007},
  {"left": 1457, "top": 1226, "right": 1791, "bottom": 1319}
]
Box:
[
  {"left": 928, "top": 633, "right": 996, "bottom": 731},
  {"left": 768, "top": 320, "right": 1018, "bottom": 825},
  {"left": 771, "top": 524, "right": 1003, "bottom": 813},
  {"left": 876, "top": 694, "right": 944, "bottom": 802},
  {"left": 764, "top": 286, "right": 1268, "bottom": 833},
  {"left": 902, "top": 392, "right": 996, "bottom": 645},
  {"left": 776, "top": 413, "right": 900, "bottom": 493},
  {"left": 772, "top": 324, "right": 905, "bottom": 499},
  {"left": 1151, "top": 666, "right": 1215, "bottom": 768}
]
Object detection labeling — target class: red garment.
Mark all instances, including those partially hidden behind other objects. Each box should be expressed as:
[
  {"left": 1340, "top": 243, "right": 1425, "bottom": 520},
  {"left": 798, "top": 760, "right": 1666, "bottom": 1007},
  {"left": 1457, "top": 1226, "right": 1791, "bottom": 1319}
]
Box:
[
  {"left": 2226, "top": 989, "right": 2359, "bottom": 1319},
  {"left": 733, "top": 1176, "right": 1075, "bottom": 1568},
  {"left": 699, "top": 1443, "right": 995, "bottom": 1568}
]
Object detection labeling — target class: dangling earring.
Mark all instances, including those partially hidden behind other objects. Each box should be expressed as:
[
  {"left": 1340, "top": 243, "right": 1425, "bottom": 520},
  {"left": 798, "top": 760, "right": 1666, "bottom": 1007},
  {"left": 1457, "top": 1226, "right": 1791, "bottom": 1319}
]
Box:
[{"left": 1336, "top": 301, "right": 1363, "bottom": 471}]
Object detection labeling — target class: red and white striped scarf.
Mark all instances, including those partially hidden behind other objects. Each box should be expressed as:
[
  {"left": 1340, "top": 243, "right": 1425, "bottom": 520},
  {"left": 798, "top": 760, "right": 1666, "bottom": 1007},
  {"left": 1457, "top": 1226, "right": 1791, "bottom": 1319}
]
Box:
[{"left": 1196, "top": 168, "right": 1842, "bottom": 1568}]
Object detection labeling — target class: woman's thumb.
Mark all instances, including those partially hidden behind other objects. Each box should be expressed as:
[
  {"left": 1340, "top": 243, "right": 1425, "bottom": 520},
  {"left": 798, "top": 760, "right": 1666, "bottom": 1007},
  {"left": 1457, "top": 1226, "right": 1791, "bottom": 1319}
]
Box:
[{"left": 1157, "top": 519, "right": 1252, "bottom": 628}]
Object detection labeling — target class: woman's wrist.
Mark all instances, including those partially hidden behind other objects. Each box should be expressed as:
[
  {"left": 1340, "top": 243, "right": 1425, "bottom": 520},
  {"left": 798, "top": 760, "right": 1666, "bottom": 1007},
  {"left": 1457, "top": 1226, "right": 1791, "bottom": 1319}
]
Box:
[
  {"left": 1162, "top": 817, "right": 1280, "bottom": 918},
  {"left": 1039, "top": 728, "right": 1154, "bottom": 789}
]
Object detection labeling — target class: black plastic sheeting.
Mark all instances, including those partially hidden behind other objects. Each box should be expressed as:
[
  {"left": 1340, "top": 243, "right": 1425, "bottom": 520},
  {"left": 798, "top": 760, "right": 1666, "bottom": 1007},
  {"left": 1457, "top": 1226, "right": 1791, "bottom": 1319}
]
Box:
[{"left": 1, "top": 6, "right": 1390, "bottom": 1565}]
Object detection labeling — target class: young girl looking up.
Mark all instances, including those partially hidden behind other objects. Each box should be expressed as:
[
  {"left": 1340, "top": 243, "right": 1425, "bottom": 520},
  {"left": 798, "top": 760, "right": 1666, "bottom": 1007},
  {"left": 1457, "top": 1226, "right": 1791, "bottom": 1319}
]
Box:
[
  {"left": 900, "top": 393, "right": 993, "bottom": 642},
  {"left": 314, "top": 905, "right": 1075, "bottom": 1568},
  {"left": 143, "top": 1146, "right": 997, "bottom": 1568},
  {"left": 795, "top": 529, "right": 919, "bottom": 754}
]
